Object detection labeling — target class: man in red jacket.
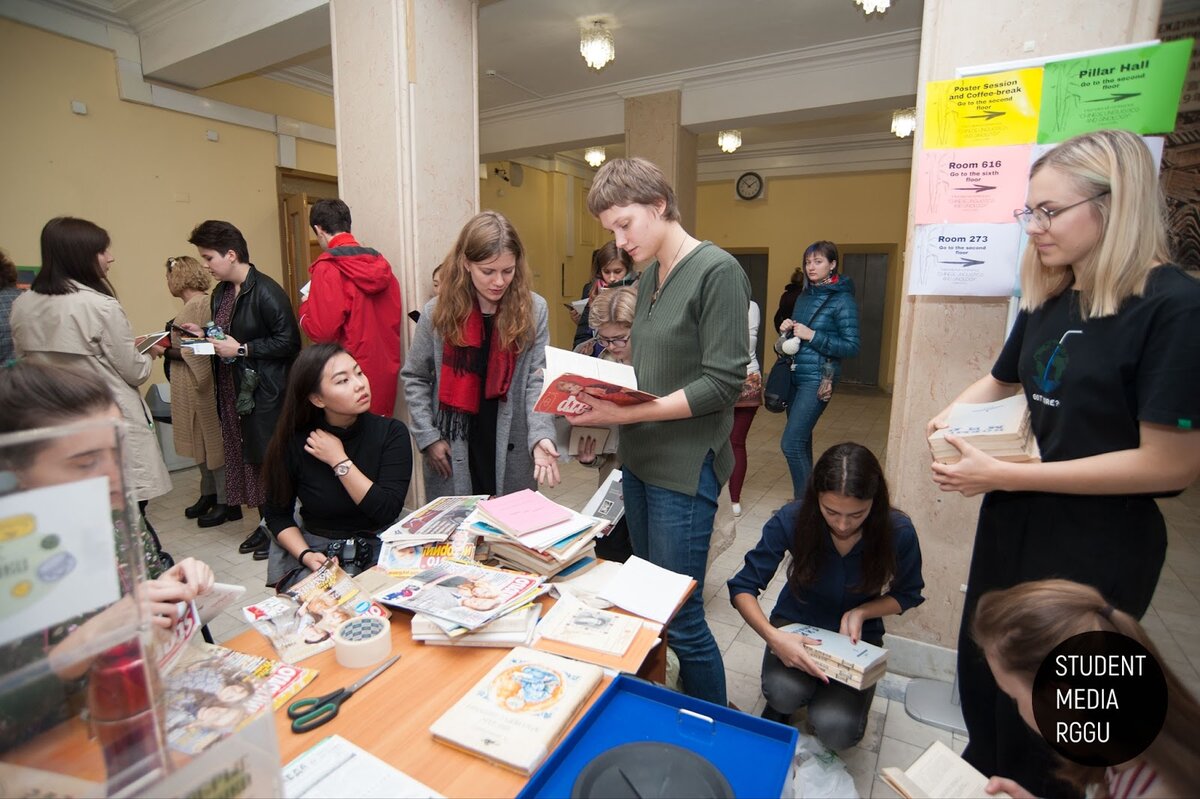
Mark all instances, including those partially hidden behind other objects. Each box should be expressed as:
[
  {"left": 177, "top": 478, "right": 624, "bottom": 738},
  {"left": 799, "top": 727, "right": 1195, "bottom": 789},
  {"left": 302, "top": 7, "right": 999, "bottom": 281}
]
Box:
[{"left": 299, "top": 199, "right": 402, "bottom": 415}]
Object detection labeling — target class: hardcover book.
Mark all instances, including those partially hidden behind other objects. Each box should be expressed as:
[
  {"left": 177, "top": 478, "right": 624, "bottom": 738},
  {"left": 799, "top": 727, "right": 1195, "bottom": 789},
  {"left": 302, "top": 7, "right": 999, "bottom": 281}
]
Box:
[{"left": 429, "top": 646, "right": 602, "bottom": 774}]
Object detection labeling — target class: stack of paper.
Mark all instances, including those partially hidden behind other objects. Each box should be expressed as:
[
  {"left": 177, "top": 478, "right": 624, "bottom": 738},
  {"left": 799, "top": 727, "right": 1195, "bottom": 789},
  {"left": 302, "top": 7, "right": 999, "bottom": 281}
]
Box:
[
  {"left": 374, "top": 559, "right": 546, "bottom": 631},
  {"left": 380, "top": 495, "right": 488, "bottom": 547},
  {"left": 778, "top": 622, "right": 888, "bottom": 690},
  {"left": 476, "top": 489, "right": 573, "bottom": 537},
  {"left": 928, "top": 394, "right": 1040, "bottom": 464},
  {"left": 597, "top": 556, "right": 694, "bottom": 625},
  {"left": 411, "top": 603, "right": 541, "bottom": 648}
]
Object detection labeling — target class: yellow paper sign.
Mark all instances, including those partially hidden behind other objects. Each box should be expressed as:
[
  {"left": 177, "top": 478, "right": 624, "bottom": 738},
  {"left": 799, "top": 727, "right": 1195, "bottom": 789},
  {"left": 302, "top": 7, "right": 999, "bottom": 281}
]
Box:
[{"left": 924, "top": 68, "right": 1044, "bottom": 148}]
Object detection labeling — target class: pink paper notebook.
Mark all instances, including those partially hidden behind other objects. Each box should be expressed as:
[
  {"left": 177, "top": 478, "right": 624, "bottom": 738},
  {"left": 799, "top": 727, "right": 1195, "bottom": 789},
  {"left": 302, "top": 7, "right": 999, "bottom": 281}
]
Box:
[{"left": 477, "top": 489, "right": 572, "bottom": 537}]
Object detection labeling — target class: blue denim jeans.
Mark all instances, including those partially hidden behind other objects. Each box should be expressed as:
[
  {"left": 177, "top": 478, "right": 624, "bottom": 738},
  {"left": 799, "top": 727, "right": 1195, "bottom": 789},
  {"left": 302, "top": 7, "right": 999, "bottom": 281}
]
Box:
[
  {"left": 781, "top": 380, "right": 828, "bottom": 499},
  {"left": 622, "top": 453, "right": 727, "bottom": 706}
]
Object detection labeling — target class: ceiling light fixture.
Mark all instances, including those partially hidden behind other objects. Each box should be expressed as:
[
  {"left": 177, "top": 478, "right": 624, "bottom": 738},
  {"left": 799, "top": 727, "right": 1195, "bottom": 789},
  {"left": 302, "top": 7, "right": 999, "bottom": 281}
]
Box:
[
  {"left": 890, "top": 107, "right": 917, "bottom": 138},
  {"left": 717, "top": 130, "right": 742, "bottom": 154},
  {"left": 580, "top": 20, "right": 615, "bottom": 71},
  {"left": 855, "top": 0, "right": 891, "bottom": 14},
  {"left": 584, "top": 147, "right": 606, "bottom": 168}
]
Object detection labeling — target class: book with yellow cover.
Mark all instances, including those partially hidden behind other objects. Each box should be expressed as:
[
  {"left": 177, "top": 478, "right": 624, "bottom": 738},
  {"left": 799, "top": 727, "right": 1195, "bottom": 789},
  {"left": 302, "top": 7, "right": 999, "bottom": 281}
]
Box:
[{"left": 429, "top": 646, "right": 602, "bottom": 774}]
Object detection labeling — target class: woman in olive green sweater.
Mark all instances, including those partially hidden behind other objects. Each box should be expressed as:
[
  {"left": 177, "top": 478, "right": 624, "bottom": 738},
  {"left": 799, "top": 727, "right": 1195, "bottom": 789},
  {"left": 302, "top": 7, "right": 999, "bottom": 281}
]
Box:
[{"left": 571, "top": 157, "right": 750, "bottom": 705}]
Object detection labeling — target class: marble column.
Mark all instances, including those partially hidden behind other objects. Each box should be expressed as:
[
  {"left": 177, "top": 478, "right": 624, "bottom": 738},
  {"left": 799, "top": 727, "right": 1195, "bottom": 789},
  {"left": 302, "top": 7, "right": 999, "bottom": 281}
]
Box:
[
  {"left": 885, "top": 0, "right": 1163, "bottom": 649},
  {"left": 624, "top": 90, "right": 698, "bottom": 232}
]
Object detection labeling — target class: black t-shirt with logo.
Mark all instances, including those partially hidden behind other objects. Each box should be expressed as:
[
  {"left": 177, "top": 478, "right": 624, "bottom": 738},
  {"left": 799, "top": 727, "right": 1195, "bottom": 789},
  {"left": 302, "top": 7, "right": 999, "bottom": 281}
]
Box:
[{"left": 992, "top": 265, "right": 1199, "bottom": 463}]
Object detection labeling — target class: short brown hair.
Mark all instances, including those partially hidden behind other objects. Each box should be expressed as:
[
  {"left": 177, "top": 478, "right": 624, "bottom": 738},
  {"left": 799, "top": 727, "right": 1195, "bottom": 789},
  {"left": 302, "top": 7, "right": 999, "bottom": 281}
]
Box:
[
  {"left": 165, "top": 255, "right": 211, "bottom": 296},
  {"left": 586, "top": 157, "right": 679, "bottom": 221}
]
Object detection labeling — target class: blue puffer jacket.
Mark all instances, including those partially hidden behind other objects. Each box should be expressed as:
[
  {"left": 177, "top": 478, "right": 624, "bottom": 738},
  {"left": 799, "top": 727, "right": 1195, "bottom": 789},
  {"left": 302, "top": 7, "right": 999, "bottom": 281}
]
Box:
[{"left": 787, "top": 276, "right": 860, "bottom": 382}]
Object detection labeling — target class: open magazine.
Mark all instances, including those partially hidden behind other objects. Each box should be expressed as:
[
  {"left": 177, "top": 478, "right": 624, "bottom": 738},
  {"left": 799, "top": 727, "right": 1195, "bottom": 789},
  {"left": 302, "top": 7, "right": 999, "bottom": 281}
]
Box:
[
  {"left": 163, "top": 641, "right": 318, "bottom": 756},
  {"left": 534, "top": 346, "right": 657, "bottom": 416},
  {"left": 379, "top": 495, "right": 488, "bottom": 546},
  {"left": 243, "top": 561, "right": 390, "bottom": 663},
  {"left": 375, "top": 560, "right": 545, "bottom": 631}
]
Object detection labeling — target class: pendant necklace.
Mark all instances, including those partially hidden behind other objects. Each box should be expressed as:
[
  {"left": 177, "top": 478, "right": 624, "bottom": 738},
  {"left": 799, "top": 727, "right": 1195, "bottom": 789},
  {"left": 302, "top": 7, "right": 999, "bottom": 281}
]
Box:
[{"left": 652, "top": 234, "right": 690, "bottom": 307}]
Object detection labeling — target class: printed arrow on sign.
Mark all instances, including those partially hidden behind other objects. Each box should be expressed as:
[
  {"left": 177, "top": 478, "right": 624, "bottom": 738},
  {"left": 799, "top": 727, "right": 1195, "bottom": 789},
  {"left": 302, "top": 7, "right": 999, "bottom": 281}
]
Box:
[
  {"left": 954, "top": 185, "right": 998, "bottom": 193},
  {"left": 1084, "top": 92, "right": 1141, "bottom": 103},
  {"left": 965, "top": 109, "right": 1005, "bottom": 120},
  {"left": 940, "top": 258, "right": 987, "bottom": 267}
]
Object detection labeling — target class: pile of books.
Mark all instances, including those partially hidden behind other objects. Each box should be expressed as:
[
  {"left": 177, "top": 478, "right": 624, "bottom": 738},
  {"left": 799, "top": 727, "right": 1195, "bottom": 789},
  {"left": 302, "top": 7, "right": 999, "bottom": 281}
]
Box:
[
  {"left": 468, "top": 489, "right": 607, "bottom": 578},
  {"left": 410, "top": 603, "right": 541, "bottom": 648},
  {"left": 779, "top": 623, "right": 889, "bottom": 690},
  {"left": 928, "top": 394, "right": 1040, "bottom": 464}
]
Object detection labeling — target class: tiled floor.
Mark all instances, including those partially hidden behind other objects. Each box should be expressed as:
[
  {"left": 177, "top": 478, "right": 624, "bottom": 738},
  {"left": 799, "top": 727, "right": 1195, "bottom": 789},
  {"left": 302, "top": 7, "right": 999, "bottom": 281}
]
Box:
[{"left": 148, "top": 386, "right": 1200, "bottom": 798}]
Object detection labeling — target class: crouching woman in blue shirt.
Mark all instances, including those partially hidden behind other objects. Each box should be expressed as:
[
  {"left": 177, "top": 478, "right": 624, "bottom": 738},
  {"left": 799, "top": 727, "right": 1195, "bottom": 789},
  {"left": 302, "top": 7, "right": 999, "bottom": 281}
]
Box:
[{"left": 728, "top": 442, "right": 924, "bottom": 750}]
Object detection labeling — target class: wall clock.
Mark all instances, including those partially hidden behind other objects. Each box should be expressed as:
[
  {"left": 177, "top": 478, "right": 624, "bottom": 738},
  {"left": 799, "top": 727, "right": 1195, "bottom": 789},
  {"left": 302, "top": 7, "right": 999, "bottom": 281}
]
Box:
[{"left": 736, "top": 172, "right": 764, "bottom": 201}]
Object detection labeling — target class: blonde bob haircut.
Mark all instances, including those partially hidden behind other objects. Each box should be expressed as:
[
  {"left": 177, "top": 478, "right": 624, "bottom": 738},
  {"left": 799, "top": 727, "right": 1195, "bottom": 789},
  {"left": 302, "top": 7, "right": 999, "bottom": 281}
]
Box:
[
  {"left": 432, "top": 211, "right": 534, "bottom": 351},
  {"left": 588, "top": 286, "right": 637, "bottom": 330},
  {"left": 1019, "top": 129, "right": 1170, "bottom": 320},
  {"left": 586, "top": 157, "right": 680, "bottom": 222},
  {"left": 165, "top": 255, "right": 211, "bottom": 296},
  {"left": 973, "top": 579, "right": 1200, "bottom": 795}
]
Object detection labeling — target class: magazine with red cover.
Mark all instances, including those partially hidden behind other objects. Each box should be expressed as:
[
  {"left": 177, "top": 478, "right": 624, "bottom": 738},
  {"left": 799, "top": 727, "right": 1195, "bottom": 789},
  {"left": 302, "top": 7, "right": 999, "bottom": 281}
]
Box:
[{"left": 534, "top": 346, "right": 657, "bottom": 416}]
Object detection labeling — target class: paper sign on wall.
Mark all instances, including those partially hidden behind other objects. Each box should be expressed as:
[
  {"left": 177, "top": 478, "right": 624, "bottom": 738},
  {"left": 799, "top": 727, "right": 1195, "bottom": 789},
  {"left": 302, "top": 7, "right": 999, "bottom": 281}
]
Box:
[
  {"left": 925, "top": 69, "right": 1043, "bottom": 148},
  {"left": 1038, "top": 39, "right": 1193, "bottom": 143},
  {"left": 0, "top": 477, "right": 121, "bottom": 645},
  {"left": 909, "top": 224, "right": 1022, "bottom": 297},
  {"left": 915, "top": 146, "right": 1032, "bottom": 224}
]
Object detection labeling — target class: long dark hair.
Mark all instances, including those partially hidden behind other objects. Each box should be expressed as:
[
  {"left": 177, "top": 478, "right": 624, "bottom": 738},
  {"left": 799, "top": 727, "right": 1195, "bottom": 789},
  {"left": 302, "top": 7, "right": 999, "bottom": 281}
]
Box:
[
  {"left": 32, "top": 217, "right": 115, "bottom": 296},
  {"left": 788, "top": 442, "right": 897, "bottom": 596},
  {"left": 262, "top": 343, "right": 348, "bottom": 504}
]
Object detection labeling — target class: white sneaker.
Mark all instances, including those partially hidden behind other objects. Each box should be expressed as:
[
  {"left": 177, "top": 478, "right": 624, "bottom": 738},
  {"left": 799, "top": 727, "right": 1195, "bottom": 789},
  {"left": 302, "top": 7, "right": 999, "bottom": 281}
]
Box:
[{"left": 731, "top": 502, "right": 742, "bottom": 517}]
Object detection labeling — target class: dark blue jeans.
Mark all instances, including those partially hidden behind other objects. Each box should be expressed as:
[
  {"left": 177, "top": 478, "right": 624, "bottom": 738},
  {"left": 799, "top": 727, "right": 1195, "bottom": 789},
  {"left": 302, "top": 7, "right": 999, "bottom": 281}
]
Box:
[
  {"left": 622, "top": 453, "right": 727, "bottom": 705},
  {"left": 781, "top": 379, "right": 828, "bottom": 499}
]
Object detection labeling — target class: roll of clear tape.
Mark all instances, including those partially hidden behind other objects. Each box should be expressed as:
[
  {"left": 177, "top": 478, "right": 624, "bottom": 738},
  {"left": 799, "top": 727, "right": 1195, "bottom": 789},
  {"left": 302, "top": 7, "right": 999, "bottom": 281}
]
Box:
[{"left": 333, "top": 616, "right": 391, "bottom": 668}]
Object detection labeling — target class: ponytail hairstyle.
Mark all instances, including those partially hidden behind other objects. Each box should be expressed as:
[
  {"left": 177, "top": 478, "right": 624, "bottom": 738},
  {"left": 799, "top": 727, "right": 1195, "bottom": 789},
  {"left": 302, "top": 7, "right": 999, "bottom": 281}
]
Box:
[
  {"left": 973, "top": 579, "right": 1200, "bottom": 795},
  {"left": 262, "top": 343, "right": 349, "bottom": 505},
  {"left": 788, "top": 442, "right": 897, "bottom": 596}
]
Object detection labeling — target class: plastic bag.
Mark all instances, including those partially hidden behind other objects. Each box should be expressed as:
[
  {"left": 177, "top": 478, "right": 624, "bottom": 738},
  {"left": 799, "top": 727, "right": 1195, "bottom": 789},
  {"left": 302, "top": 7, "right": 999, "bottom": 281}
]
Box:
[{"left": 791, "top": 731, "right": 859, "bottom": 799}]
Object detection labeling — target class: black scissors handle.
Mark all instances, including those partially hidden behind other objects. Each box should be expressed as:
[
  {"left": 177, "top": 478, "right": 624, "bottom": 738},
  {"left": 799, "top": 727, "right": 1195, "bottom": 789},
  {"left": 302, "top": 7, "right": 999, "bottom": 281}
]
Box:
[{"left": 287, "top": 687, "right": 349, "bottom": 733}]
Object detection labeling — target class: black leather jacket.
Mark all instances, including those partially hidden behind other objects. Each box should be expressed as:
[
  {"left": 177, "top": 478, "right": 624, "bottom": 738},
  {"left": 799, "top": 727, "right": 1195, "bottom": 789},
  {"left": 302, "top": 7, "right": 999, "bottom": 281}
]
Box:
[{"left": 210, "top": 265, "right": 300, "bottom": 463}]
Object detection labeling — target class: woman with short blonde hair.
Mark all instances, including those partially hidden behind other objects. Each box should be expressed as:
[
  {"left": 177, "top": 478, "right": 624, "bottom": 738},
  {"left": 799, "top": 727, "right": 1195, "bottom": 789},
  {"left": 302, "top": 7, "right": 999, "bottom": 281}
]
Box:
[{"left": 928, "top": 129, "right": 1200, "bottom": 796}]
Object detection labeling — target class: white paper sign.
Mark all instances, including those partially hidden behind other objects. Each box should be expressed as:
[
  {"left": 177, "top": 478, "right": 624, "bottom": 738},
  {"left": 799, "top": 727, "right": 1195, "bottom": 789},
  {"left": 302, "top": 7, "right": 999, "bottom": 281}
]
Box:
[
  {"left": 908, "top": 223, "right": 1022, "bottom": 296},
  {"left": 183, "top": 341, "right": 216, "bottom": 355},
  {"left": 0, "top": 477, "right": 121, "bottom": 645}
]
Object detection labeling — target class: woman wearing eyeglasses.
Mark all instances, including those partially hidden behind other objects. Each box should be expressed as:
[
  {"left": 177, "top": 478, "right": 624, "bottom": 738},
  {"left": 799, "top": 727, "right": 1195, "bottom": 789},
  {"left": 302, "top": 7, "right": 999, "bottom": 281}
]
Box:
[{"left": 928, "top": 129, "right": 1200, "bottom": 797}]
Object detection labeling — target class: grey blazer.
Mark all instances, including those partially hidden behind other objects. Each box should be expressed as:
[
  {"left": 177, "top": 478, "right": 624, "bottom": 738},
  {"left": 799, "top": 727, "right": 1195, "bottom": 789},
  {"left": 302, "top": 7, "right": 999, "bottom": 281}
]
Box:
[{"left": 401, "top": 294, "right": 555, "bottom": 499}]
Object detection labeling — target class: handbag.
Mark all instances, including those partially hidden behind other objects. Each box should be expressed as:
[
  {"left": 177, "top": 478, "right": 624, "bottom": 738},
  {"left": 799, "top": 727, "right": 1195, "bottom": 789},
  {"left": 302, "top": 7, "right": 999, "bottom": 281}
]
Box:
[
  {"left": 735, "top": 371, "right": 763, "bottom": 408},
  {"left": 763, "top": 356, "right": 793, "bottom": 413}
]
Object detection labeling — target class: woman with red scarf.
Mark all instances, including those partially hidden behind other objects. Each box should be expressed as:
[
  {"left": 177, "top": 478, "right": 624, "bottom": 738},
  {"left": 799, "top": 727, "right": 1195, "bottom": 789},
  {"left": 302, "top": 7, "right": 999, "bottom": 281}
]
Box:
[{"left": 402, "top": 211, "right": 559, "bottom": 498}]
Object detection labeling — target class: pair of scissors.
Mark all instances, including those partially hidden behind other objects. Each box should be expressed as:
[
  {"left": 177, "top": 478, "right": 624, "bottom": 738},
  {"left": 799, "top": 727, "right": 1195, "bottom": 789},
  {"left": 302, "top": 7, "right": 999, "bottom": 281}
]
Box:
[{"left": 287, "top": 654, "right": 401, "bottom": 733}]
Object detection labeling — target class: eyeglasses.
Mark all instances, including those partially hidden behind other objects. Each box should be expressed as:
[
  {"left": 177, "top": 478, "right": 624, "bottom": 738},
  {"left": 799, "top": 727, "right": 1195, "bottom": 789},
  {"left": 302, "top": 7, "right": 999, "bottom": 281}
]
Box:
[
  {"left": 598, "top": 334, "right": 630, "bottom": 347},
  {"left": 1013, "top": 190, "right": 1109, "bottom": 232}
]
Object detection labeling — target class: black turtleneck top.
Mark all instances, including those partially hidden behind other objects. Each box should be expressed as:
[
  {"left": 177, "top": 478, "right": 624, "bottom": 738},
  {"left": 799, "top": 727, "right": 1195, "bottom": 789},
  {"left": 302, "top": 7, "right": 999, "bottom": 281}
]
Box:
[{"left": 262, "top": 413, "right": 413, "bottom": 539}]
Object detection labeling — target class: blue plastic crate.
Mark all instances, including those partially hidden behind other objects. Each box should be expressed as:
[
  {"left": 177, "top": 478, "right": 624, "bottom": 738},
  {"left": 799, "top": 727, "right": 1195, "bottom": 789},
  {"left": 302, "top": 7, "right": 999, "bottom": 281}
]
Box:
[{"left": 519, "top": 674, "right": 797, "bottom": 798}]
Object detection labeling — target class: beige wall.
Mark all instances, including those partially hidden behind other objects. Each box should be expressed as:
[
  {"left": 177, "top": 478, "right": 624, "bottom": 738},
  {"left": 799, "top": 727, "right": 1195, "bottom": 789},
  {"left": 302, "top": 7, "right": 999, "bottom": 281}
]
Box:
[
  {"left": 0, "top": 18, "right": 335, "bottom": 383},
  {"left": 697, "top": 170, "right": 912, "bottom": 390}
]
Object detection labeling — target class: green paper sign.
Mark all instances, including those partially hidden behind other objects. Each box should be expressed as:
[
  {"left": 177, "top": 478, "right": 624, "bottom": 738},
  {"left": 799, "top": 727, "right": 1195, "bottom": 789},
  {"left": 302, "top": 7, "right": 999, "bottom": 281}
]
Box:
[{"left": 1038, "top": 38, "right": 1193, "bottom": 143}]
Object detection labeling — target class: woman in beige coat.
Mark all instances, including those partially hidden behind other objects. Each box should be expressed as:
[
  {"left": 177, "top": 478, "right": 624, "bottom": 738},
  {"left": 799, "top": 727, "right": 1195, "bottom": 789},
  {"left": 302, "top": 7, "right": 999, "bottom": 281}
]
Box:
[
  {"left": 164, "top": 255, "right": 226, "bottom": 526},
  {"left": 12, "top": 217, "right": 173, "bottom": 543}
]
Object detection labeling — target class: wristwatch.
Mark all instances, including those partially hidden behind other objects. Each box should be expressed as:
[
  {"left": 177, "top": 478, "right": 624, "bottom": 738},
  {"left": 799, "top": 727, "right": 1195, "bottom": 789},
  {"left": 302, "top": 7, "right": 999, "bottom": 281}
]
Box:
[
  {"left": 236, "top": 343, "right": 248, "bottom": 358},
  {"left": 333, "top": 459, "right": 353, "bottom": 477}
]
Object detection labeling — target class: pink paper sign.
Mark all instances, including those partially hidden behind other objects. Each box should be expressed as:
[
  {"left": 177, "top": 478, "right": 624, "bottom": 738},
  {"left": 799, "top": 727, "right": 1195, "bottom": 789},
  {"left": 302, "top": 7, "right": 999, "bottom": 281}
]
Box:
[{"left": 915, "top": 146, "right": 1032, "bottom": 224}]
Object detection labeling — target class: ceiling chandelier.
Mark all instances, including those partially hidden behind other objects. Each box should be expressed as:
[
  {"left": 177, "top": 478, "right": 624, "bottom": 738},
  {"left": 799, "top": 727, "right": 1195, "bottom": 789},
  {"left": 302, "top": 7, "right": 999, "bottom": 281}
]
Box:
[
  {"left": 580, "top": 21, "right": 615, "bottom": 71},
  {"left": 890, "top": 107, "right": 917, "bottom": 138},
  {"left": 584, "top": 146, "right": 606, "bottom": 168},
  {"left": 717, "top": 130, "right": 742, "bottom": 154},
  {"left": 855, "top": 0, "right": 891, "bottom": 14}
]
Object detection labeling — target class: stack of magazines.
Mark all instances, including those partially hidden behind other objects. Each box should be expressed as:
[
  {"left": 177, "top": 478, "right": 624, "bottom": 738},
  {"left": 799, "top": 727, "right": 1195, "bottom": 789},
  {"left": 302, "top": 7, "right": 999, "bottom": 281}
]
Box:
[
  {"left": 928, "top": 394, "right": 1040, "bottom": 464},
  {"left": 374, "top": 559, "right": 546, "bottom": 634},
  {"left": 410, "top": 603, "right": 542, "bottom": 648},
  {"left": 466, "top": 490, "right": 606, "bottom": 577}
]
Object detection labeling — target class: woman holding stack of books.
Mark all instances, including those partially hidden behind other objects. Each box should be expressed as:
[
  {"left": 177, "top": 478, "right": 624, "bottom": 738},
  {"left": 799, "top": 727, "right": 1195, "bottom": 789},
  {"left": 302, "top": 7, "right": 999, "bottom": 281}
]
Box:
[
  {"left": 728, "top": 442, "right": 924, "bottom": 750},
  {"left": 929, "top": 129, "right": 1200, "bottom": 798}
]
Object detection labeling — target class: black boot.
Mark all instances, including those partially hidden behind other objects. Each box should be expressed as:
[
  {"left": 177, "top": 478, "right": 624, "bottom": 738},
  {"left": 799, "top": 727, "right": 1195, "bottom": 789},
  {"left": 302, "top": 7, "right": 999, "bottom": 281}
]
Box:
[
  {"left": 199, "top": 504, "right": 244, "bottom": 529},
  {"left": 236, "top": 521, "right": 268, "bottom": 552},
  {"left": 185, "top": 494, "right": 217, "bottom": 519}
]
